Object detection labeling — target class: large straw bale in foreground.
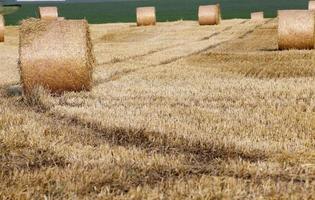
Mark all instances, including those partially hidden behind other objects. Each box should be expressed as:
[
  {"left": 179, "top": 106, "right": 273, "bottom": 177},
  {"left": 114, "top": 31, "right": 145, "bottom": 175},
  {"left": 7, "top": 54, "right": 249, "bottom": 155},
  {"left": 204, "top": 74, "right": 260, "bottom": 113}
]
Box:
[
  {"left": 251, "top": 12, "right": 264, "bottom": 22},
  {"left": 38, "top": 7, "right": 58, "bottom": 20},
  {"left": 198, "top": 4, "right": 221, "bottom": 25},
  {"left": 0, "top": 15, "right": 4, "bottom": 42},
  {"left": 278, "top": 10, "right": 315, "bottom": 50},
  {"left": 19, "top": 19, "right": 95, "bottom": 94},
  {"left": 309, "top": 1, "right": 315, "bottom": 10},
  {"left": 136, "top": 7, "right": 156, "bottom": 26}
]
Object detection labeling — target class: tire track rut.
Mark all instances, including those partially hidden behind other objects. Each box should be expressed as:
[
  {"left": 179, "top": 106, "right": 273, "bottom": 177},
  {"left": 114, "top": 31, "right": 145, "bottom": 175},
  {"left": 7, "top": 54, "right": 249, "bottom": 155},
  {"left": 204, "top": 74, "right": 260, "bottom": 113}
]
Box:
[
  {"left": 95, "top": 19, "right": 275, "bottom": 85},
  {"left": 96, "top": 20, "right": 248, "bottom": 67}
]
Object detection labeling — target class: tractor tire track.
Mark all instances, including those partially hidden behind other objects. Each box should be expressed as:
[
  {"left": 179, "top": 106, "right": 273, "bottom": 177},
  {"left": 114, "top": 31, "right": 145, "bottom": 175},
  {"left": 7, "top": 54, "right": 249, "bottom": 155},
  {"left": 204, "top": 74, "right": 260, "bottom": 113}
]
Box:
[
  {"left": 237, "top": 18, "right": 275, "bottom": 39},
  {"left": 94, "top": 20, "right": 250, "bottom": 85},
  {"left": 95, "top": 20, "right": 271, "bottom": 86},
  {"left": 95, "top": 20, "right": 248, "bottom": 67}
]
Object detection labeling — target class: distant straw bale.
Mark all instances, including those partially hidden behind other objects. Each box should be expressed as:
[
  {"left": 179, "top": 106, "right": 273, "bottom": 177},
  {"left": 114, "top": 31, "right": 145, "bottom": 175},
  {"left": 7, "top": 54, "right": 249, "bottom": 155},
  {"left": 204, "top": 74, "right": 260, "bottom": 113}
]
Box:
[
  {"left": 0, "top": 15, "right": 4, "bottom": 42},
  {"left": 19, "top": 18, "right": 95, "bottom": 95},
  {"left": 278, "top": 10, "right": 315, "bottom": 50},
  {"left": 38, "top": 7, "right": 58, "bottom": 20},
  {"left": 251, "top": 12, "right": 264, "bottom": 22},
  {"left": 198, "top": 4, "right": 221, "bottom": 25},
  {"left": 309, "top": 1, "right": 315, "bottom": 10},
  {"left": 136, "top": 7, "right": 156, "bottom": 26}
]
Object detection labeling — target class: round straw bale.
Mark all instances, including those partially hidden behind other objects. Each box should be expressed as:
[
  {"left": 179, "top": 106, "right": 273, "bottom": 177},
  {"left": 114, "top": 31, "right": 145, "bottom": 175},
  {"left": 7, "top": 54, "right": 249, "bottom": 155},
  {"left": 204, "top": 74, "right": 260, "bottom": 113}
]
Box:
[
  {"left": 309, "top": 1, "right": 315, "bottom": 10},
  {"left": 136, "top": 7, "right": 156, "bottom": 26},
  {"left": 38, "top": 7, "right": 58, "bottom": 20},
  {"left": 19, "top": 19, "right": 95, "bottom": 95},
  {"left": 251, "top": 12, "right": 264, "bottom": 22},
  {"left": 278, "top": 10, "right": 315, "bottom": 50},
  {"left": 198, "top": 4, "right": 221, "bottom": 25},
  {"left": 0, "top": 15, "right": 4, "bottom": 42}
]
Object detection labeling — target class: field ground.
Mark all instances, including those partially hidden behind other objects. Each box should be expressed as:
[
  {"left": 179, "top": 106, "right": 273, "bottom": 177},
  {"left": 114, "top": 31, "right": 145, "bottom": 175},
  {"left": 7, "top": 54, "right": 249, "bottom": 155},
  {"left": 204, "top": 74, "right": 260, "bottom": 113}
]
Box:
[{"left": 0, "top": 19, "right": 315, "bottom": 199}]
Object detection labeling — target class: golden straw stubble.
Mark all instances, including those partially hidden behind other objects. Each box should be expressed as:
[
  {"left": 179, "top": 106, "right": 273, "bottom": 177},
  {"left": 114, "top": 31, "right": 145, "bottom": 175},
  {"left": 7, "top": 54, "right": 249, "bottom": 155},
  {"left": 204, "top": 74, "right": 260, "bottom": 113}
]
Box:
[
  {"left": 251, "top": 12, "right": 264, "bottom": 22},
  {"left": 198, "top": 4, "right": 221, "bottom": 25},
  {"left": 278, "top": 10, "right": 315, "bottom": 50},
  {"left": 38, "top": 7, "right": 58, "bottom": 20},
  {"left": 136, "top": 7, "right": 156, "bottom": 26},
  {"left": 309, "top": 1, "right": 315, "bottom": 10},
  {"left": 0, "top": 15, "right": 4, "bottom": 42},
  {"left": 19, "top": 19, "right": 95, "bottom": 95}
]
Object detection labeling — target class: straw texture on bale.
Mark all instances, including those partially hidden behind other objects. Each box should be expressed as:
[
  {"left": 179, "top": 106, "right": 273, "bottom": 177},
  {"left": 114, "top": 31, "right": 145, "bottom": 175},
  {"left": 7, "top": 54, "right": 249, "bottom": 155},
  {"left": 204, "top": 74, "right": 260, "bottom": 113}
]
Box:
[
  {"left": 0, "top": 15, "right": 4, "bottom": 42},
  {"left": 136, "top": 7, "right": 156, "bottom": 26},
  {"left": 198, "top": 4, "right": 221, "bottom": 25},
  {"left": 38, "top": 7, "right": 58, "bottom": 20},
  {"left": 278, "top": 10, "right": 315, "bottom": 50},
  {"left": 251, "top": 12, "right": 264, "bottom": 22},
  {"left": 309, "top": 1, "right": 315, "bottom": 10},
  {"left": 19, "top": 19, "right": 95, "bottom": 95}
]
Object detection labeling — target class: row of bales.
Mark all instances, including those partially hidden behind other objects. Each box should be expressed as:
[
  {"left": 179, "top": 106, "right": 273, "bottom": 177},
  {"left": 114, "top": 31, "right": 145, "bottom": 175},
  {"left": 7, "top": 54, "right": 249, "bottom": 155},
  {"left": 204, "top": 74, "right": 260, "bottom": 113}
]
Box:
[
  {"left": 138, "top": 6, "right": 262, "bottom": 25},
  {"left": 1, "top": 2, "right": 315, "bottom": 95},
  {"left": 0, "top": 4, "right": 258, "bottom": 43}
]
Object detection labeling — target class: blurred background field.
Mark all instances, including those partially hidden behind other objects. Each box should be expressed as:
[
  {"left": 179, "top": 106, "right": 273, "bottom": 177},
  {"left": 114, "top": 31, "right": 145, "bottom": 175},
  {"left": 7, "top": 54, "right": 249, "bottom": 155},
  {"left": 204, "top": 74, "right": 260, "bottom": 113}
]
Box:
[{"left": 1, "top": 0, "right": 310, "bottom": 25}]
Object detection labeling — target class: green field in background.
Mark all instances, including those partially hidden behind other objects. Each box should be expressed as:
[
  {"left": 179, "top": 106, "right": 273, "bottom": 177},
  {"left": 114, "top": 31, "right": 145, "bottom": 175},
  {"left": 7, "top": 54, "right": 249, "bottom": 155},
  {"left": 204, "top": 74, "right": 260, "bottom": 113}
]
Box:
[
  {"left": 0, "top": 6, "right": 20, "bottom": 16},
  {"left": 3, "top": 0, "right": 309, "bottom": 25}
]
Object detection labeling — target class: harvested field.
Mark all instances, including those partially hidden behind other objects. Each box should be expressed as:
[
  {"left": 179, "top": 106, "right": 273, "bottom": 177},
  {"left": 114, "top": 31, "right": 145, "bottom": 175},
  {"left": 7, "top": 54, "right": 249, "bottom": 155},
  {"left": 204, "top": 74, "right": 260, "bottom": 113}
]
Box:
[{"left": 0, "top": 19, "right": 314, "bottom": 199}]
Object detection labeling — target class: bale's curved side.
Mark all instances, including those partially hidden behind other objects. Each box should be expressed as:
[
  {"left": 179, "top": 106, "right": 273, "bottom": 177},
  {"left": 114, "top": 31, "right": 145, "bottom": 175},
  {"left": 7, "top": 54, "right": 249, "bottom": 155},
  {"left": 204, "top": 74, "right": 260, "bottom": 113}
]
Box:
[
  {"left": 309, "top": 1, "right": 315, "bottom": 10},
  {"left": 278, "top": 10, "right": 315, "bottom": 50},
  {"left": 198, "top": 4, "right": 221, "bottom": 25},
  {"left": 251, "top": 12, "right": 264, "bottom": 22},
  {"left": 136, "top": 7, "right": 156, "bottom": 26},
  {"left": 0, "top": 15, "right": 4, "bottom": 42},
  {"left": 19, "top": 19, "right": 95, "bottom": 95},
  {"left": 39, "top": 7, "right": 58, "bottom": 20}
]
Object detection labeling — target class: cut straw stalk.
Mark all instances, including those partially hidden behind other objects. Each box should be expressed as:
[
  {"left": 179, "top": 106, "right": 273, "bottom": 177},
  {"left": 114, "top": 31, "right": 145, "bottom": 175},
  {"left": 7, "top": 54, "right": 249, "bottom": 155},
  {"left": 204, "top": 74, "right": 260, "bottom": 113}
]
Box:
[
  {"left": 198, "top": 4, "right": 221, "bottom": 25},
  {"left": 38, "top": 7, "right": 58, "bottom": 20},
  {"left": 0, "top": 15, "right": 4, "bottom": 42},
  {"left": 251, "top": 12, "right": 264, "bottom": 22},
  {"left": 309, "top": 1, "right": 315, "bottom": 10},
  {"left": 19, "top": 19, "right": 95, "bottom": 95},
  {"left": 136, "top": 7, "right": 156, "bottom": 26},
  {"left": 278, "top": 10, "right": 315, "bottom": 50}
]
